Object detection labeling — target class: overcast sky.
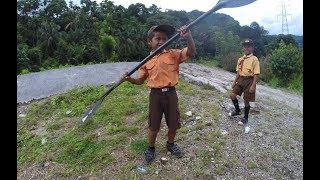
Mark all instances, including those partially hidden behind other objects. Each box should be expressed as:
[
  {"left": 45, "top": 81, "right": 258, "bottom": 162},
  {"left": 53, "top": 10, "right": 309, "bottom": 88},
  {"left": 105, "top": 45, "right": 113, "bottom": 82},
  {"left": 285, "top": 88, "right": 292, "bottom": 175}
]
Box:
[{"left": 70, "top": 0, "right": 303, "bottom": 36}]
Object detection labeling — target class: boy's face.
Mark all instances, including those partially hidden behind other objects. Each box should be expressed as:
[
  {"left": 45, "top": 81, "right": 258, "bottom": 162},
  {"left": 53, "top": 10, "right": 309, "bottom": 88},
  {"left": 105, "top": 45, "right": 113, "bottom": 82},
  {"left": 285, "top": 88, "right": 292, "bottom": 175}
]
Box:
[
  {"left": 148, "top": 31, "right": 168, "bottom": 50},
  {"left": 243, "top": 45, "right": 254, "bottom": 55}
]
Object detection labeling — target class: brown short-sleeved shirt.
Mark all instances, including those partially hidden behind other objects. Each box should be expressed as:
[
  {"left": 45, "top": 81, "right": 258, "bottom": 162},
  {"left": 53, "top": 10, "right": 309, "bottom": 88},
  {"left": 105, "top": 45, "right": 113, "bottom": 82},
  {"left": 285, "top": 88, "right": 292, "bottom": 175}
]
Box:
[
  {"left": 139, "top": 48, "right": 189, "bottom": 88},
  {"left": 236, "top": 53, "right": 260, "bottom": 76}
]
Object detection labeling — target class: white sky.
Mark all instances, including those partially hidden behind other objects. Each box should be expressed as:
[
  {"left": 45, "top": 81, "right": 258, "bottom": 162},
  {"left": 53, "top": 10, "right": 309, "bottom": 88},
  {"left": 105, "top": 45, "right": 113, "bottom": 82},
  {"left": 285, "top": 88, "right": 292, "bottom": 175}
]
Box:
[{"left": 71, "top": 0, "right": 303, "bottom": 35}]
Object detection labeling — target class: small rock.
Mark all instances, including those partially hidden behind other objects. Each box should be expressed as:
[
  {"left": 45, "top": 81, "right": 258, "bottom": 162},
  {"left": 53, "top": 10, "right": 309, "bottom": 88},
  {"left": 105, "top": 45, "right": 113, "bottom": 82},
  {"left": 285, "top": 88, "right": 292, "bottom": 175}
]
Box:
[
  {"left": 167, "top": 151, "right": 171, "bottom": 155},
  {"left": 245, "top": 126, "right": 251, "bottom": 134},
  {"left": 37, "top": 161, "right": 45, "bottom": 168},
  {"left": 136, "top": 165, "right": 148, "bottom": 174},
  {"left": 88, "top": 177, "right": 97, "bottom": 180},
  {"left": 195, "top": 116, "right": 201, "bottom": 120},
  {"left": 185, "top": 111, "right": 192, "bottom": 117},
  {"left": 66, "top": 110, "right": 72, "bottom": 115},
  {"left": 221, "top": 130, "right": 228, "bottom": 135},
  {"left": 160, "top": 157, "right": 168, "bottom": 165},
  {"left": 44, "top": 162, "right": 51, "bottom": 167},
  {"left": 258, "top": 132, "right": 263, "bottom": 137},
  {"left": 155, "top": 169, "right": 161, "bottom": 175},
  {"left": 19, "top": 114, "right": 26, "bottom": 118},
  {"left": 41, "top": 138, "right": 47, "bottom": 145}
]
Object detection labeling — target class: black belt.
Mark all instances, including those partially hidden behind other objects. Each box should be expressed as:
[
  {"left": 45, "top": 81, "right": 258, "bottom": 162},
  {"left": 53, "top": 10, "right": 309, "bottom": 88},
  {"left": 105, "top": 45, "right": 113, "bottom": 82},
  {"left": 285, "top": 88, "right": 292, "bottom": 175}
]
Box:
[{"left": 151, "top": 86, "right": 175, "bottom": 92}]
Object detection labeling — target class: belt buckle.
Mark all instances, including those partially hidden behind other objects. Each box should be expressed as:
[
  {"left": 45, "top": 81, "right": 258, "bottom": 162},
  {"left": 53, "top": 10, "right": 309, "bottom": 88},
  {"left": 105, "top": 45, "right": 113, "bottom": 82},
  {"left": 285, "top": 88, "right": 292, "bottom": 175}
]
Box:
[{"left": 161, "top": 88, "right": 169, "bottom": 92}]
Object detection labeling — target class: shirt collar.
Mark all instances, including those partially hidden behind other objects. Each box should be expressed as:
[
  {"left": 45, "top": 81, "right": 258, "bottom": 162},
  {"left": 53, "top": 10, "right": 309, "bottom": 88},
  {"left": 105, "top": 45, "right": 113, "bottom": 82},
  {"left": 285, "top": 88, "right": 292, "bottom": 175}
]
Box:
[{"left": 243, "top": 53, "right": 253, "bottom": 59}]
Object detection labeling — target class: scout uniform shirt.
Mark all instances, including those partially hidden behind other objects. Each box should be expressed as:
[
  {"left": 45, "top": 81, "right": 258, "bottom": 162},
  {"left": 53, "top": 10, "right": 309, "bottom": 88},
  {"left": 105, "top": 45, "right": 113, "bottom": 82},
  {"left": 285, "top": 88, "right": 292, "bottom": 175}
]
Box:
[
  {"left": 236, "top": 53, "right": 260, "bottom": 77},
  {"left": 139, "top": 48, "right": 189, "bottom": 88}
]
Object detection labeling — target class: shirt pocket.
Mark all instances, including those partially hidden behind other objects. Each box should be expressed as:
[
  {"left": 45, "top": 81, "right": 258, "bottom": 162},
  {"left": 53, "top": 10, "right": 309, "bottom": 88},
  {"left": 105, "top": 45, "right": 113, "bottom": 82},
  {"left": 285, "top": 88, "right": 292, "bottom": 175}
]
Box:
[
  {"left": 162, "top": 58, "right": 178, "bottom": 72},
  {"left": 145, "top": 61, "right": 156, "bottom": 75}
]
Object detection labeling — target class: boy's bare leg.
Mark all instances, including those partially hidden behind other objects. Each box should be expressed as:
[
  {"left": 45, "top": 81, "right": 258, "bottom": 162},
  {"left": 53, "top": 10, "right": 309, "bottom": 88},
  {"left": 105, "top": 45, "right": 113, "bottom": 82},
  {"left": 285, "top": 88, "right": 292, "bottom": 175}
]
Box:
[
  {"left": 167, "top": 128, "right": 176, "bottom": 143},
  {"left": 148, "top": 129, "right": 159, "bottom": 147}
]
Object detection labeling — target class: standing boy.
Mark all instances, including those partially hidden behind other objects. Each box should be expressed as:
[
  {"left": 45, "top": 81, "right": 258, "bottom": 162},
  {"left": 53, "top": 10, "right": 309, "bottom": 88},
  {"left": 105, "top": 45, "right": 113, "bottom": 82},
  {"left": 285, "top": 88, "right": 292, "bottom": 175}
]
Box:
[
  {"left": 229, "top": 39, "right": 260, "bottom": 133},
  {"left": 122, "top": 25, "right": 196, "bottom": 163}
]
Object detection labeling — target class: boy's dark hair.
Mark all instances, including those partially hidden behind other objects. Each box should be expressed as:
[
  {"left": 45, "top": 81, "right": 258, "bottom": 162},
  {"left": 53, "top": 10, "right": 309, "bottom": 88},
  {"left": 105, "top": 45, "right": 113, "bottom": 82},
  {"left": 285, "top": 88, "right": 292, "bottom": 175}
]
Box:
[{"left": 147, "top": 25, "right": 175, "bottom": 40}]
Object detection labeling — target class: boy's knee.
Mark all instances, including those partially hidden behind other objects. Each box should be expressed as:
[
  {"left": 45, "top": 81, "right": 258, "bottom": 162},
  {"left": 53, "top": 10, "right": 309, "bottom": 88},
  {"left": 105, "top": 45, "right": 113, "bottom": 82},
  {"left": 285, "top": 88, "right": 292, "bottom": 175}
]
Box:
[
  {"left": 230, "top": 92, "right": 236, "bottom": 99},
  {"left": 149, "top": 128, "right": 159, "bottom": 134}
]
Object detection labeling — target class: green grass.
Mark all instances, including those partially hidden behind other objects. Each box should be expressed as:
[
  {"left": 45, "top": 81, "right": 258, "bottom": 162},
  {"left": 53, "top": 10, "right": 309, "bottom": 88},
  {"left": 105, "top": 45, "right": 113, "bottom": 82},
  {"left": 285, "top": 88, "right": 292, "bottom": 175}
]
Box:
[
  {"left": 17, "top": 82, "right": 149, "bottom": 174},
  {"left": 106, "top": 125, "right": 139, "bottom": 135},
  {"left": 196, "top": 149, "right": 212, "bottom": 166},
  {"left": 130, "top": 138, "right": 148, "bottom": 155},
  {"left": 17, "top": 79, "right": 228, "bottom": 178},
  {"left": 247, "top": 161, "right": 258, "bottom": 169},
  {"left": 194, "top": 57, "right": 220, "bottom": 68}
]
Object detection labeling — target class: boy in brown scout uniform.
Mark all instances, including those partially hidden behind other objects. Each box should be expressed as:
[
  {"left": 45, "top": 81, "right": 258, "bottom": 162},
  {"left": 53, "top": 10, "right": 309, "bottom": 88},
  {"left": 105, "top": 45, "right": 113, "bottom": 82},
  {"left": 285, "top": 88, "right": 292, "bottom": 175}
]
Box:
[
  {"left": 229, "top": 39, "right": 260, "bottom": 132},
  {"left": 122, "top": 25, "right": 196, "bottom": 163}
]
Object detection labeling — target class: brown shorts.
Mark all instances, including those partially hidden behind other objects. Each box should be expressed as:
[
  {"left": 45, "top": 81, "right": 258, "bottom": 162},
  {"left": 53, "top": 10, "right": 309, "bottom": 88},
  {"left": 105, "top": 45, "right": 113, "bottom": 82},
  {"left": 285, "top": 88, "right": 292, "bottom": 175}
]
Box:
[
  {"left": 232, "top": 76, "right": 255, "bottom": 102},
  {"left": 148, "top": 87, "right": 181, "bottom": 131}
]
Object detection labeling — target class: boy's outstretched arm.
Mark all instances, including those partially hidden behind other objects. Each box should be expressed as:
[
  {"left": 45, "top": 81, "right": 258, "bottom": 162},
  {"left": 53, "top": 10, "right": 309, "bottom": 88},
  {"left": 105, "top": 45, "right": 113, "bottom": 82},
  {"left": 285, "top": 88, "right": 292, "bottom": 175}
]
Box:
[
  {"left": 178, "top": 26, "right": 196, "bottom": 57},
  {"left": 122, "top": 72, "right": 147, "bottom": 85}
]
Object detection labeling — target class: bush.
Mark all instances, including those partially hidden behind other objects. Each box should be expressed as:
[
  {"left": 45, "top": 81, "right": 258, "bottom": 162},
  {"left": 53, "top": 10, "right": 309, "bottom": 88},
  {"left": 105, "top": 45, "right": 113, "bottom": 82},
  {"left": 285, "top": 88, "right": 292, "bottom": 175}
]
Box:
[
  {"left": 17, "top": 43, "right": 30, "bottom": 74},
  {"left": 20, "top": 69, "right": 30, "bottom": 75},
  {"left": 40, "top": 57, "right": 60, "bottom": 70},
  {"left": 259, "top": 56, "right": 272, "bottom": 83},
  {"left": 288, "top": 74, "right": 303, "bottom": 94},
  {"left": 269, "top": 40, "right": 303, "bottom": 85},
  {"left": 99, "top": 33, "right": 117, "bottom": 61},
  {"left": 83, "top": 46, "right": 102, "bottom": 63},
  {"left": 27, "top": 46, "right": 42, "bottom": 72},
  {"left": 219, "top": 52, "right": 241, "bottom": 73}
]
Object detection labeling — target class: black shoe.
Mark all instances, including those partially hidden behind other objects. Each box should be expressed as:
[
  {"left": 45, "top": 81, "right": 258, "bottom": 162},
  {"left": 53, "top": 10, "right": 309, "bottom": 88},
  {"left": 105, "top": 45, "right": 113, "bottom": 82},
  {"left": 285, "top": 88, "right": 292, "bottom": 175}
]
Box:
[
  {"left": 238, "top": 117, "right": 248, "bottom": 125},
  {"left": 229, "top": 110, "right": 241, "bottom": 117},
  {"left": 144, "top": 147, "right": 155, "bottom": 164},
  {"left": 166, "top": 142, "right": 183, "bottom": 158}
]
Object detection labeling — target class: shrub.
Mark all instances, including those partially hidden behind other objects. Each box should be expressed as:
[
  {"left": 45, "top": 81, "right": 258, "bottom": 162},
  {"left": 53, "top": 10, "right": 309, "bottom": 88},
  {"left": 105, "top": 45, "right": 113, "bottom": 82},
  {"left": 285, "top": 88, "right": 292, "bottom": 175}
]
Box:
[{"left": 269, "top": 40, "right": 303, "bottom": 85}]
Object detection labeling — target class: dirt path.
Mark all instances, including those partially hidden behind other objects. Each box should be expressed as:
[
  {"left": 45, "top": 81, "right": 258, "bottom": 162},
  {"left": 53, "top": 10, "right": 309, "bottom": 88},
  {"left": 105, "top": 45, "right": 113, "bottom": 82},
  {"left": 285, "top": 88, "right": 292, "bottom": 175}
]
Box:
[{"left": 180, "top": 63, "right": 303, "bottom": 113}]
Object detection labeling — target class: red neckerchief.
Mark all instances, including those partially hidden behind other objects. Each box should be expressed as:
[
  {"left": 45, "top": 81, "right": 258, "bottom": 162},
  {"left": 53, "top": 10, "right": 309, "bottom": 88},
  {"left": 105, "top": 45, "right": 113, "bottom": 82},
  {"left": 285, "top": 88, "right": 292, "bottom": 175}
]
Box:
[{"left": 238, "top": 53, "right": 253, "bottom": 72}]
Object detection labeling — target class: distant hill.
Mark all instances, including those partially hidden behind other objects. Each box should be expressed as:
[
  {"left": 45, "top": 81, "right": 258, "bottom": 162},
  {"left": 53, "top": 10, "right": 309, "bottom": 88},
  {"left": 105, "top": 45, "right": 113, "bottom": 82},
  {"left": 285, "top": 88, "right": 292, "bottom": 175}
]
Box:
[{"left": 293, "top": 35, "right": 303, "bottom": 48}]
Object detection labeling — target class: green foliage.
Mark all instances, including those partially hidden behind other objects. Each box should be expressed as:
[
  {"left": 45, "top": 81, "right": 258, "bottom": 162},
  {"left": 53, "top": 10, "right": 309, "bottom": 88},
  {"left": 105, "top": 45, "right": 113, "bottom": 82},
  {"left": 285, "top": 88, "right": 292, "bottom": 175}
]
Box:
[
  {"left": 213, "top": 30, "right": 241, "bottom": 57},
  {"left": 17, "top": 43, "right": 30, "bottom": 73},
  {"left": 130, "top": 138, "right": 148, "bottom": 154},
  {"left": 27, "top": 46, "right": 42, "bottom": 71},
  {"left": 99, "top": 33, "right": 117, "bottom": 61},
  {"left": 17, "top": 0, "right": 303, "bottom": 81},
  {"left": 269, "top": 41, "right": 303, "bottom": 85},
  {"left": 219, "top": 52, "right": 241, "bottom": 72}
]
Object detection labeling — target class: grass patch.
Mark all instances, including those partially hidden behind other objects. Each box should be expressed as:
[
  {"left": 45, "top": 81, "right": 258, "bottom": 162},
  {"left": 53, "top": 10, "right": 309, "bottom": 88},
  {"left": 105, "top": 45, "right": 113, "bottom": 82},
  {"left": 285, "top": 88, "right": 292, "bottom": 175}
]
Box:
[
  {"left": 17, "top": 129, "right": 46, "bottom": 164},
  {"left": 215, "top": 164, "right": 227, "bottom": 175},
  {"left": 176, "top": 80, "right": 198, "bottom": 96},
  {"left": 106, "top": 125, "right": 139, "bottom": 135},
  {"left": 130, "top": 138, "right": 148, "bottom": 155},
  {"left": 289, "top": 128, "right": 302, "bottom": 141},
  {"left": 194, "top": 57, "right": 220, "bottom": 68},
  {"left": 247, "top": 161, "right": 258, "bottom": 169},
  {"left": 196, "top": 149, "right": 212, "bottom": 166},
  {"left": 17, "top": 82, "right": 149, "bottom": 174},
  {"left": 54, "top": 131, "right": 114, "bottom": 172},
  {"left": 17, "top": 79, "right": 228, "bottom": 177}
]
